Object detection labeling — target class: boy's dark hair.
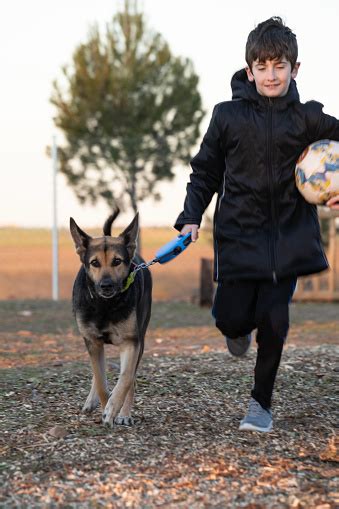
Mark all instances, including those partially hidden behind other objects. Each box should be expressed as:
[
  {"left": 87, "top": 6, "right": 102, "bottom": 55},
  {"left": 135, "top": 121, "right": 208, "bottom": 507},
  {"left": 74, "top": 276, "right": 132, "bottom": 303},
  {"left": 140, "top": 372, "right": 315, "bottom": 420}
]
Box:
[{"left": 246, "top": 17, "right": 298, "bottom": 70}]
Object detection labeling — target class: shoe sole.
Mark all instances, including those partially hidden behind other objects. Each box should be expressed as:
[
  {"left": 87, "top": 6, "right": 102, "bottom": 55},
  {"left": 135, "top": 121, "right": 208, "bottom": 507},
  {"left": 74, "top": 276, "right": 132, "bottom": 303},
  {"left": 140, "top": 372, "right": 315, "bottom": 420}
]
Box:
[
  {"left": 227, "top": 349, "right": 250, "bottom": 357},
  {"left": 226, "top": 343, "right": 251, "bottom": 357},
  {"left": 239, "top": 422, "right": 273, "bottom": 432},
  {"left": 225, "top": 338, "right": 251, "bottom": 357}
]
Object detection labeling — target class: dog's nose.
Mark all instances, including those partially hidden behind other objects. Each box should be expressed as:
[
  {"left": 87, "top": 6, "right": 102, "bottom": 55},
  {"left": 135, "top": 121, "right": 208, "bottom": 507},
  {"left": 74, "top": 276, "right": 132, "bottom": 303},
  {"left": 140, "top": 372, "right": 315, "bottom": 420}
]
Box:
[{"left": 100, "top": 278, "right": 114, "bottom": 291}]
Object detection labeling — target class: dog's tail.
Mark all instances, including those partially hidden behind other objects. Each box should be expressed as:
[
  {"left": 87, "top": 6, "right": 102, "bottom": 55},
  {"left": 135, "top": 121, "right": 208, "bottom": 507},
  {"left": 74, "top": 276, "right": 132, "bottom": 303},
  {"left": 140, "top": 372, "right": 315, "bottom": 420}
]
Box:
[{"left": 103, "top": 207, "right": 120, "bottom": 236}]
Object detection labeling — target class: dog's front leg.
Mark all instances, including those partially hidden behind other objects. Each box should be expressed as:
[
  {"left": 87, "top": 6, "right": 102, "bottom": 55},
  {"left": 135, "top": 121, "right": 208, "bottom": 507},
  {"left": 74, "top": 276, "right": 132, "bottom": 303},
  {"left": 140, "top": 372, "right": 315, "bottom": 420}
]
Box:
[
  {"left": 115, "top": 382, "right": 136, "bottom": 426},
  {"left": 102, "top": 340, "right": 139, "bottom": 427},
  {"left": 84, "top": 338, "right": 109, "bottom": 412},
  {"left": 82, "top": 375, "right": 100, "bottom": 413},
  {"left": 83, "top": 337, "right": 107, "bottom": 412}
]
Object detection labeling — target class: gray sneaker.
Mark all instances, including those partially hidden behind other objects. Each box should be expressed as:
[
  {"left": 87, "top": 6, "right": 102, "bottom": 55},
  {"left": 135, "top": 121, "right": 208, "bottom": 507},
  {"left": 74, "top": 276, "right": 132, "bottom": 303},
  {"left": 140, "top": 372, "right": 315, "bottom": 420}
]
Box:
[
  {"left": 239, "top": 397, "right": 273, "bottom": 432},
  {"left": 225, "top": 334, "right": 251, "bottom": 357}
]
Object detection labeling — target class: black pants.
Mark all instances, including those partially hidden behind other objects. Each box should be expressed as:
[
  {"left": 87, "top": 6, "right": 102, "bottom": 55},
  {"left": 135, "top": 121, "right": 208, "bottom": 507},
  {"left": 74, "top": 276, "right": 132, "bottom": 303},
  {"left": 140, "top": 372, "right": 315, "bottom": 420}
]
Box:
[{"left": 212, "top": 277, "right": 297, "bottom": 409}]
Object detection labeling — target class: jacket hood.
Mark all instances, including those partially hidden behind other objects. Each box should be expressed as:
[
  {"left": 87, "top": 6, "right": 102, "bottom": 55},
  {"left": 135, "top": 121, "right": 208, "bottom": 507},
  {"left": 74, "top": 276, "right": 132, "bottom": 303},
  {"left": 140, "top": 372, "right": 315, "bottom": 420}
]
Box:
[{"left": 231, "top": 68, "right": 299, "bottom": 108}]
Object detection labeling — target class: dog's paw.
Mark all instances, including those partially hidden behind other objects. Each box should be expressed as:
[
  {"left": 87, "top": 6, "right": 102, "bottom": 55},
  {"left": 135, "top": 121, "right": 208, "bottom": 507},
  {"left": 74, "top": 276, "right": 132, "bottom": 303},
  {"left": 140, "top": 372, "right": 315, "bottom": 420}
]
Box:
[
  {"left": 115, "top": 416, "right": 134, "bottom": 426},
  {"left": 82, "top": 397, "right": 100, "bottom": 414},
  {"left": 102, "top": 411, "right": 115, "bottom": 428}
]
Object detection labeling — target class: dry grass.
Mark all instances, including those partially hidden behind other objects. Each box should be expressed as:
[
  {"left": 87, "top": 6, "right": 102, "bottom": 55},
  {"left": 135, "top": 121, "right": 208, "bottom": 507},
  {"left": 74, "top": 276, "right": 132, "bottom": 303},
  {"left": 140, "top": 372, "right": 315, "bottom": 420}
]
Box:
[
  {"left": 1, "top": 226, "right": 338, "bottom": 302},
  {"left": 0, "top": 227, "right": 213, "bottom": 301}
]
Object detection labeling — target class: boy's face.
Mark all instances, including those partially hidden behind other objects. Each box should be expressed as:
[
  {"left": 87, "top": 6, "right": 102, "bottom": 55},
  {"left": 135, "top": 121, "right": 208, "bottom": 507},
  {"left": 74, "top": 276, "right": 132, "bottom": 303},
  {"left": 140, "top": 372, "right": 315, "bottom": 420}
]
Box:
[{"left": 246, "top": 57, "right": 300, "bottom": 98}]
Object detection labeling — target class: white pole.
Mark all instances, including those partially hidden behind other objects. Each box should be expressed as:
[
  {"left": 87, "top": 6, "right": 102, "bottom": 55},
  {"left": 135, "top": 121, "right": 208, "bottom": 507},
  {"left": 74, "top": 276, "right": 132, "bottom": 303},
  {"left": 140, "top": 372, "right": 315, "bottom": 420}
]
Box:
[{"left": 52, "top": 135, "right": 59, "bottom": 301}]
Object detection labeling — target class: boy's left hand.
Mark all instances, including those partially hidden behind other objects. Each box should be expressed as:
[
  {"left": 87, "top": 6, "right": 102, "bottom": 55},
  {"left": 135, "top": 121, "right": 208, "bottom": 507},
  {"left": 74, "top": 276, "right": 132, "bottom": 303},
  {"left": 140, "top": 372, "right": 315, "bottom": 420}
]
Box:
[{"left": 326, "top": 196, "right": 339, "bottom": 210}]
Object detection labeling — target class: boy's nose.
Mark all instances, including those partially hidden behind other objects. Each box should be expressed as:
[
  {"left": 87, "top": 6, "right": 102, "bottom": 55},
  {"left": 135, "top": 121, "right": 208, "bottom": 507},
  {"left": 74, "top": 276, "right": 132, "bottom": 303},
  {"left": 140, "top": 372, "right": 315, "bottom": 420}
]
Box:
[{"left": 267, "top": 68, "right": 277, "bottom": 80}]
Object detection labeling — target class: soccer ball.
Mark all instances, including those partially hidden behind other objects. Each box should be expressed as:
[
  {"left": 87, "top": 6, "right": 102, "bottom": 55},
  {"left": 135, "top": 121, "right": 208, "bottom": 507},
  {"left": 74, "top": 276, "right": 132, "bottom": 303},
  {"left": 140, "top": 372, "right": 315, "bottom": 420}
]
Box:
[{"left": 295, "top": 139, "right": 339, "bottom": 205}]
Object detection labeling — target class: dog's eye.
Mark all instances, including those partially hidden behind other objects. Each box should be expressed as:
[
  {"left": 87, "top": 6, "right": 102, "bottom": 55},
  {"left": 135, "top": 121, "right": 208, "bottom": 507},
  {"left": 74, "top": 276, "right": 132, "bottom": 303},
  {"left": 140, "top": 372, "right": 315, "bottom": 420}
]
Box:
[
  {"left": 90, "top": 259, "right": 100, "bottom": 268},
  {"left": 112, "top": 258, "right": 122, "bottom": 266}
]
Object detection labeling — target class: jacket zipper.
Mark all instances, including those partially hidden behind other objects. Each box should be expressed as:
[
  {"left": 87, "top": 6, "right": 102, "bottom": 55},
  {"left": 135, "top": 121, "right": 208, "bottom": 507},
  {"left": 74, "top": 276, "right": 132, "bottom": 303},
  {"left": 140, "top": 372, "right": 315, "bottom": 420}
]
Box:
[
  {"left": 267, "top": 99, "right": 277, "bottom": 283},
  {"left": 215, "top": 170, "right": 227, "bottom": 281},
  {"left": 214, "top": 209, "right": 219, "bottom": 280}
]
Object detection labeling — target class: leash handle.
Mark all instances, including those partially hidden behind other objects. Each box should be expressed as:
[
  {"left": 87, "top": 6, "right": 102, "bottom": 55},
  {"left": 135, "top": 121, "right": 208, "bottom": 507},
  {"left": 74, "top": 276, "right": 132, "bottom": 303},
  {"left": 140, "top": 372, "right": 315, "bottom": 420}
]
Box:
[
  {"left": 131, "top": 232, "right": 192, "bottom": 276},
  {"left": 155, "top": 232, "right": 192, "bottom": 264}
]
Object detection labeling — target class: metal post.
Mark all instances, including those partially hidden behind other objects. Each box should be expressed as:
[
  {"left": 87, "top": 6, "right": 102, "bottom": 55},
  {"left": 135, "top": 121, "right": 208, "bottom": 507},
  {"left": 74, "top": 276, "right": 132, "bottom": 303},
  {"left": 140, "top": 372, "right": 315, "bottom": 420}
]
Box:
[{"left": 52, "top": 136, "right": 59, "bottom": 301}]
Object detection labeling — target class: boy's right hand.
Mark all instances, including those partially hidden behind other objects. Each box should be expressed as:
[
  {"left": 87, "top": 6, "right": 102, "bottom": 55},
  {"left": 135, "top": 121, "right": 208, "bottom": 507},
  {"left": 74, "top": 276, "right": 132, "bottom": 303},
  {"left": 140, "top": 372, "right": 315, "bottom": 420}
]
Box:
[{"left": 181, "top": 224, "right": 199, "bottom": 242}]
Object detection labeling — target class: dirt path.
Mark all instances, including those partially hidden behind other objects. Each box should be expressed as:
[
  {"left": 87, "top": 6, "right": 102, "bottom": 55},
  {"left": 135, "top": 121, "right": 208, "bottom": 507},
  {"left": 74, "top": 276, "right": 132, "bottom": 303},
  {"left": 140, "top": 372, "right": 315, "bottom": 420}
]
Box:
[
  {"left": 1, "top": 319, "right": 339, "bottom": 370},
  {"left": 1, "top": 347, "right": 338, "bottom": 508},
  {"left": 0, "top": 300, "right": 338, "bottom": 507},
  {"left": 0, "top": 300, "right": 338, "bottom": 369}
]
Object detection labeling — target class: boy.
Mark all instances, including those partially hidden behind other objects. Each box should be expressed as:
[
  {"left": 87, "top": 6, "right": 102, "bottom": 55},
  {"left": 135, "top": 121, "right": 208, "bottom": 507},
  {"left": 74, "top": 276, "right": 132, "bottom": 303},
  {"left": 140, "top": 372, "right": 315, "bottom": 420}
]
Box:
[{"left": 174, "top": 17, "right": 339, "bottom": 432}]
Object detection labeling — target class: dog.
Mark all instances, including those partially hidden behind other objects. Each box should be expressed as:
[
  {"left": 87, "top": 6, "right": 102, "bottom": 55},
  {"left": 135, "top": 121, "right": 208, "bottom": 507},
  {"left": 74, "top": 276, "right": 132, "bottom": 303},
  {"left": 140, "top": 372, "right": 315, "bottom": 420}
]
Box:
[{"left": 70, "top": 208, "right": 152, "bottom": 427}]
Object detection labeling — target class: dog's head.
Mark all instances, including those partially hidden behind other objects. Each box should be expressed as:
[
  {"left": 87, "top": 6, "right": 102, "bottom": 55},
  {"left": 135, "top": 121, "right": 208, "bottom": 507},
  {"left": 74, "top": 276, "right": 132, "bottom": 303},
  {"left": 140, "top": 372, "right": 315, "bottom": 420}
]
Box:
[{"left": 70, "top": 208, "right": 139, "bottom": 299}]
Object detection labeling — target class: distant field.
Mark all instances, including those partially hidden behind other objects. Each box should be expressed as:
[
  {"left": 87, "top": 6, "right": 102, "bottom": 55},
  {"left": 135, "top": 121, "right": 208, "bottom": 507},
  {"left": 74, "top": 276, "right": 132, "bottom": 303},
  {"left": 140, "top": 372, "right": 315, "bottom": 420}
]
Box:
[
  {"left": 0, "top": 227, "right": 214, "bottom": 301},
  {"left": 1, "top": 226, "right": 338, "bottom": 301}
]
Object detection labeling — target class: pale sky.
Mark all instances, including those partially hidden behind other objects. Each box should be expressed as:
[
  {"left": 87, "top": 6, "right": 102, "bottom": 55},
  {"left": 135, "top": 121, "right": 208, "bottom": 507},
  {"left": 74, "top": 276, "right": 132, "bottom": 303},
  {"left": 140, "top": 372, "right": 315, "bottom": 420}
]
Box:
[{"left": 1, "top": 0, "right": 338, "bottom": 228}]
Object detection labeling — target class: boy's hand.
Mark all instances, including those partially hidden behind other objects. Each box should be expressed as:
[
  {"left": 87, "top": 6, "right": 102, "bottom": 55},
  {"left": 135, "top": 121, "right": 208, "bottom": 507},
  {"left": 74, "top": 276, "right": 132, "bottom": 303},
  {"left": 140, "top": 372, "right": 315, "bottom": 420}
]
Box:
[
  {"left": 181, "top": 224, "right": 199, "bottom": 242},
  {"left": 326, "top": 196, "right": 339, "bottom": 210}
]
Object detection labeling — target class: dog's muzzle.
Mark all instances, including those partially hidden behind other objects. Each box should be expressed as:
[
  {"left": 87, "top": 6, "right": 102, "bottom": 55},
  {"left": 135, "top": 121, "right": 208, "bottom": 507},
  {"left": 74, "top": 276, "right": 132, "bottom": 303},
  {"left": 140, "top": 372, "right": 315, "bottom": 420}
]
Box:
[{"left": 97, "top": 278, "right": 121, "bottom": 299}]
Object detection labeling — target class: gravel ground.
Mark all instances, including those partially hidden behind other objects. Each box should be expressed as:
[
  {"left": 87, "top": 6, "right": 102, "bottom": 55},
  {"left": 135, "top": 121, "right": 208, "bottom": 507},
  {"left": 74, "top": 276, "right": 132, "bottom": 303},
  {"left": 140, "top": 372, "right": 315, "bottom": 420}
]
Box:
[{"left": 1, "top": 344, "right": 338, "bottom": 508}]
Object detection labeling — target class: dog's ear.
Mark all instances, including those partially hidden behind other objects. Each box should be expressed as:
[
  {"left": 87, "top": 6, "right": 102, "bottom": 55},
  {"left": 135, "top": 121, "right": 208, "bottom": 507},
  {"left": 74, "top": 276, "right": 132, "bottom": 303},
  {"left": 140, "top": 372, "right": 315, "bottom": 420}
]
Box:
[
  {"left": 70, "top": 218, "right": 91, "bottom": 263},
  {"left": 119, "top": 213, "right": 139, "bottom": 259},
  {"left": 103, "top": 207, "right": 120, "bottom": 236}
]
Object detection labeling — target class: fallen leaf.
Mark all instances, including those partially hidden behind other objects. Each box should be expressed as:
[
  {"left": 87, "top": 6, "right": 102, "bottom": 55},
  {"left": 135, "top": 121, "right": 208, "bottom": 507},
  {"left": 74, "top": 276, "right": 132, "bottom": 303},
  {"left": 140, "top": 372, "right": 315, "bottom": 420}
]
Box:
[
  {"left": 47, "top": 426, "right": 68, "bottom": 439},
  {"left": 288, "top": 495, "right": 302, "bottom": 508},
  {"left": 319, "top": 436, "right": 338, "bottom": 462}
]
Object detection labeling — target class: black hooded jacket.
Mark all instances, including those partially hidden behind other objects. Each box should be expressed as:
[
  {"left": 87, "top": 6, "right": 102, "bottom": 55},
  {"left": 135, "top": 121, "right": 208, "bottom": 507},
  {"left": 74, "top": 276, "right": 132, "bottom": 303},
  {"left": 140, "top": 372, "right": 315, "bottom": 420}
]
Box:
[{"left": 174, "top": 69, "right": 339, "bottom": 282}]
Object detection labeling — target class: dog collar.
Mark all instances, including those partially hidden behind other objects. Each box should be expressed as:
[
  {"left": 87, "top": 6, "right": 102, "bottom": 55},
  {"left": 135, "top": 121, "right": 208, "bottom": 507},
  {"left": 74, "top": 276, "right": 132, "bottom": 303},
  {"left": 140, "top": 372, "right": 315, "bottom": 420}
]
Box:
[{"left": 121, "top": 271, "right": 136, "bottom": 293}]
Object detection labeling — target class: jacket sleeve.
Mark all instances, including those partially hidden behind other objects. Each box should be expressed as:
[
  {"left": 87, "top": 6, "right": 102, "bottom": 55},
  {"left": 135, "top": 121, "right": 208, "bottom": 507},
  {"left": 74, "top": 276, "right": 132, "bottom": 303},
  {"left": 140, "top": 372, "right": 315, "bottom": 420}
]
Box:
[
  {"left": 174, "top": 103, "right": 226, "bottom": 231},
  {"left": 305, "top": 100, "right": 339, "bottom": 142}
]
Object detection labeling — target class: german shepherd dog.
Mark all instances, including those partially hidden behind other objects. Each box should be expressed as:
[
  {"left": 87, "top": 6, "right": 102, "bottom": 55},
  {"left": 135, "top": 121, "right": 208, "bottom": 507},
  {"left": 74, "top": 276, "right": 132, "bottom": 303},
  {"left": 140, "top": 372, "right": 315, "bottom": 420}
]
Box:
[{"left": 70, "top": 208, "right": 152, "bottom": 427}]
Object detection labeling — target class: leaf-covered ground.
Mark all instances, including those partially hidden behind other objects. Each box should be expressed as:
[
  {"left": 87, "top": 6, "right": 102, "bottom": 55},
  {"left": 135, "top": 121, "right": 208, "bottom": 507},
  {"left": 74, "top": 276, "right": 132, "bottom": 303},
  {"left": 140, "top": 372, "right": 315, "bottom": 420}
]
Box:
[{"left": 0, "top": 300, "right": 338, "bottom": 508}]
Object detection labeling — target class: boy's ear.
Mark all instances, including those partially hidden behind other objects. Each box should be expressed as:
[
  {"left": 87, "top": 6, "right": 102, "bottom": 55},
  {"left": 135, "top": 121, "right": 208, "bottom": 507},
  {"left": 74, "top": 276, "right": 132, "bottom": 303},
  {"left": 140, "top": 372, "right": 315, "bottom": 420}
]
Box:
[
  {"left": 245, "top": 66, "right": 255, "bottom": 82},
  {"left": 119, "top": 213, "right": 139, "bottom": 259},
  {"left": 291, "top": 62, "right": 300, "bottom": 79},
  {"left": 70, "top": 218, "right": 91, "bottom": 263}
]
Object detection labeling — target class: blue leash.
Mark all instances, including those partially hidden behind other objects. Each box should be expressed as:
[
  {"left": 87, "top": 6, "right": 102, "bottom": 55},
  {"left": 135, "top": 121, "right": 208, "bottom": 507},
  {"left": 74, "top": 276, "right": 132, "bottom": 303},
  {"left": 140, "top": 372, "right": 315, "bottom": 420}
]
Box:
[
  {"left": 127, "top": 232, "right": 192, "bottom": 283},
  {"left": 154, "top": 231, "right": 192, "bottom": 264}
]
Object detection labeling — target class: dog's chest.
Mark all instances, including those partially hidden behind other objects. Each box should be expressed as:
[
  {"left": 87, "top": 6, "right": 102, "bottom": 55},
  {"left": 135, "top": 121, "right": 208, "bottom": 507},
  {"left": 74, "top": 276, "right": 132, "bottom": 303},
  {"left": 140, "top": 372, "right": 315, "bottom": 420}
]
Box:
[{"left": 77, "top": 313, "right": 137, "bottom": 346}]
